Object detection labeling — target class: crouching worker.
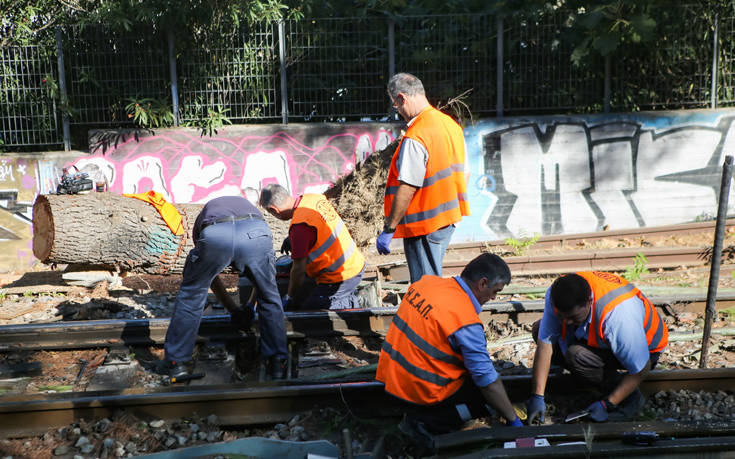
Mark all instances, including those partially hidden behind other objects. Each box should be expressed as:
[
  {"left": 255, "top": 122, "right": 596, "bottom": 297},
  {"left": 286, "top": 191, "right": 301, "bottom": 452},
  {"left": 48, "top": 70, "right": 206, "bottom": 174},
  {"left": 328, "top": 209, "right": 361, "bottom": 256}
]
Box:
[
  {"left": 376, "top": 253, "right": 522, "bottom": 449},
  {"left": 526, "top": 272, "right": 668, "bottom": 424},
  {"left": 259, "top": 184, "right": 366, "bottom": 310},
  {"left": 159, "top": 195, "right": 289, "bottom": 380}
]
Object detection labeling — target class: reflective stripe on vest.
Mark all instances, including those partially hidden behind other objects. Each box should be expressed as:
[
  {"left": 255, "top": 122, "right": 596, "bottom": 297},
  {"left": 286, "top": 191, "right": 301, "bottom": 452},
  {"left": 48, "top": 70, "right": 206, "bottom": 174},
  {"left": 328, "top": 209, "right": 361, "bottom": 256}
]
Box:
[
  {"left": 376, "top": 276, "right": 479, "bottom": 405},
  {"left": 570, "top": 272, "right": 668, "bottom": 353},
  {"left": 291, "top": 194, "right": 365, "bottom": 284},
  {"left": 384, "top": 106, "right": 469, "bottom": 238}
]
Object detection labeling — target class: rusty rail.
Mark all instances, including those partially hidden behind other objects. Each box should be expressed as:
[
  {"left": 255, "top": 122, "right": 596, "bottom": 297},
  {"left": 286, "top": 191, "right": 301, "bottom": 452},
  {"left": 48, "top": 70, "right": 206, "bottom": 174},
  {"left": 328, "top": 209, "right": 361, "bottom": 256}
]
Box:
[
  {"left": 1, "top": 368, "right": 734, "bottom": 438},
  {"left": 1, "top": 286, "right": 735, "bottom": 350},
  {"left": 371, "top": 246, "right": 714, "bottom": 281}
]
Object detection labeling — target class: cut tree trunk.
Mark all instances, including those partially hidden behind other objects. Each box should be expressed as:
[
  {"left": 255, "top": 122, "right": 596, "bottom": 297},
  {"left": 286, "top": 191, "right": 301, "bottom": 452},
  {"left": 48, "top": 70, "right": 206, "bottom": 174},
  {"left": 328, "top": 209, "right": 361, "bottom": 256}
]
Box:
[{"left": 33, "top": 193, "right": 203, "bottom": 275}]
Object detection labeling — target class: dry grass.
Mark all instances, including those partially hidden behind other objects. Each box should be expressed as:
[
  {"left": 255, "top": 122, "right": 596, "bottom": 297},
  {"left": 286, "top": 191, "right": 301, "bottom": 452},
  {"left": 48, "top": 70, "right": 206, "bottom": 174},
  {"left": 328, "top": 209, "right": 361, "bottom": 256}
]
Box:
[{"left": 325, "top": 139, "right": 399, "bottom": 248}]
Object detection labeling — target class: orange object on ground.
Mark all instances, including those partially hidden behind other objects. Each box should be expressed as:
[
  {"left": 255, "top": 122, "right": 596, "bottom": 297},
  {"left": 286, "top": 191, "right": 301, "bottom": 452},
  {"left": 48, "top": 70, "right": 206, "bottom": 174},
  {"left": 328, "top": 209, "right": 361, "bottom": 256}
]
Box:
[{"left": 123, "top": 191, "right": 185, "bottom": 236}]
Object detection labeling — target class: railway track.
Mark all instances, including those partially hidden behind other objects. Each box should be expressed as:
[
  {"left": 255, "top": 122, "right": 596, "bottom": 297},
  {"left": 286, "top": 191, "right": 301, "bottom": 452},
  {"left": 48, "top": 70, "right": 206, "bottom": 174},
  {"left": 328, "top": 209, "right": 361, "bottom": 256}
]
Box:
[
  {"left": 1, "top": 221, "right": 734, "bottom": 455},
  {"left": 367, "top": 219, "right": 735, "bottom": 281},
  {"left": 1, "top": 285, "right": 734, "bottom": 350},
  {"left": 1, "top": 368, "right": 733, "bottom": 439}
]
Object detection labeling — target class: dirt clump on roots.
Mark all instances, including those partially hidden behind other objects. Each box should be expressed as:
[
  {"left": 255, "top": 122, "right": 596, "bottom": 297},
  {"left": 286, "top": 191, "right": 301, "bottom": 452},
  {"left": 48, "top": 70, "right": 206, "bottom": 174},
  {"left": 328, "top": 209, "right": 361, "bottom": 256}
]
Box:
[{"left": 325, "top": 139, "right": 399, "bottom": 248}]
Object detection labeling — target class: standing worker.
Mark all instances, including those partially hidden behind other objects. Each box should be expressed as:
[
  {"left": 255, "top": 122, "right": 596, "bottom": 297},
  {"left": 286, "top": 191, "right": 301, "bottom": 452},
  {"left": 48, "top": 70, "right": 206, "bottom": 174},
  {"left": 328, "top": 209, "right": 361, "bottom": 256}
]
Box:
[
  {"left": 526, "top": 272, "right": 668, "bottom": 423},
  {"left": 158, "top": 195, "right": 289, "bottom": 380},
  {"left": 377, "top": 253, "right": 522, "bottom": 450},
  {"left": 376, "top": 72, "right": 469, "bottom": 283},
  {"left": 259, "top": 184, "right": 366, "bottom": 310}
]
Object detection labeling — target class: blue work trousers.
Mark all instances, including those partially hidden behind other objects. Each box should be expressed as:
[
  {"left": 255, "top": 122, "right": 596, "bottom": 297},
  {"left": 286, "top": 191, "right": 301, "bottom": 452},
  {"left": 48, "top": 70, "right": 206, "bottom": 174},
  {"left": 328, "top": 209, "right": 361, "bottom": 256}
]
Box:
[
  {"left": 301, "top": 266, "right": 365, "bottom": 310},
  {"left": 403, "top": 224, "right": 455, "bottom": 283},
  {"left": 164, "top": 218, "right": 288, "bottom": 362}
]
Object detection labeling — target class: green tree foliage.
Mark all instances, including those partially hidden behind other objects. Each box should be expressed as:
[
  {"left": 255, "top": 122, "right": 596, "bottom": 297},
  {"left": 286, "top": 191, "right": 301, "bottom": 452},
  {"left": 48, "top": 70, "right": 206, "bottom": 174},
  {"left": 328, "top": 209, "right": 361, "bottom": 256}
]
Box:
[{"left": 1, "top": 0, "right": 302, "bottom": 46}]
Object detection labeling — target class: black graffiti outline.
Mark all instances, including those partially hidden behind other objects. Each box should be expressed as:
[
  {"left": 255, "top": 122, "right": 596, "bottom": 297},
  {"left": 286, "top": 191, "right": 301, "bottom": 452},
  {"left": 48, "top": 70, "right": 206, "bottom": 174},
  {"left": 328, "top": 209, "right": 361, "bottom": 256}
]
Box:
[{"left": 481, "top": 117, "right": 735, "bottom": 236}]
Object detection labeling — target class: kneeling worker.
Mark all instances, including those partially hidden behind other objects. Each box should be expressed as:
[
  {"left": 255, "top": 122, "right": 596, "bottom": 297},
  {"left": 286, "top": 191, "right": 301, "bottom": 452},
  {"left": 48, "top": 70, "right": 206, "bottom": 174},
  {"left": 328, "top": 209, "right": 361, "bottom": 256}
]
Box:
[
  {"left": 526, "top": 271, "right": 668, "bottom": 423},
  {"left": 259, "top": 184, "right": 365, "bottom": 310},
  {"left": 377, "top": 253, "right": 522, "bottom": 446}
]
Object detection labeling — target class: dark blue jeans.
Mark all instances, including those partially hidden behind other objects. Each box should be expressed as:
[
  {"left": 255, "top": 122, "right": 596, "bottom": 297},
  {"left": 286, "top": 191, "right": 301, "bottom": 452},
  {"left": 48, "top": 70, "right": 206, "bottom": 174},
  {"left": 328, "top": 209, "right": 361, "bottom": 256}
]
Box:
[
  {"left": 403, "top": 224, "right": 455, "bottom": 283},
  {"left": 164, "top": 218, "right": 288, "bottom": 362},
  {"left": 301, "top": 266, "right": 365, "bottom": 310}
]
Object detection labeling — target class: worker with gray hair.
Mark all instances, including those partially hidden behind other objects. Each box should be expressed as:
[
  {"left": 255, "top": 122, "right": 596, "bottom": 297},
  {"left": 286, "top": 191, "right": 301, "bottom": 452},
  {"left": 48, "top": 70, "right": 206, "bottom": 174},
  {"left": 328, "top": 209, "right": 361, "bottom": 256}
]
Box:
[
  {"left": 259, "top": 183, "right": 366, "bottom": 310},
  {"left": 378, "top": 72, "right": 469, "bottom": 283}
]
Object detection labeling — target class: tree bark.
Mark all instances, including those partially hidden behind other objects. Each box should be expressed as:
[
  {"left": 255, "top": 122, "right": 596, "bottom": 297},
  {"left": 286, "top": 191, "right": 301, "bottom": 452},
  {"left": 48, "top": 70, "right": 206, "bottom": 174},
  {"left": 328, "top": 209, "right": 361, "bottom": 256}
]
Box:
[{"left": 33, "top": 193, "right": 203, "bottom": 275}]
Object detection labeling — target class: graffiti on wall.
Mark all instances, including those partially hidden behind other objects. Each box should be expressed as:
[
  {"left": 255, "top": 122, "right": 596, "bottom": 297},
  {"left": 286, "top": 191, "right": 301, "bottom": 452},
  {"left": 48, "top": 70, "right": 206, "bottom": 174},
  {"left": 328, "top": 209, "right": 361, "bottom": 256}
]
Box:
[
  {"left": 71, "top": 125, "right": 397, "bottom": 205},
  {"left": 458, "top": 110, "right": 735, "bottom": 241},
  {"left": 0, "top": 158, "right": 39, "bottom": 269}
]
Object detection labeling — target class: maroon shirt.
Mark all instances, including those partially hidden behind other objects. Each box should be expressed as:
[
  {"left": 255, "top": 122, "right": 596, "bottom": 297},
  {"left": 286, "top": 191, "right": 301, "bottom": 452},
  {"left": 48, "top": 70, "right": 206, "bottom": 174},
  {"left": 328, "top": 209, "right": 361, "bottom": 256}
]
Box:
[{"left": 289, "top": 196, "right": 317, "bottom": 259}]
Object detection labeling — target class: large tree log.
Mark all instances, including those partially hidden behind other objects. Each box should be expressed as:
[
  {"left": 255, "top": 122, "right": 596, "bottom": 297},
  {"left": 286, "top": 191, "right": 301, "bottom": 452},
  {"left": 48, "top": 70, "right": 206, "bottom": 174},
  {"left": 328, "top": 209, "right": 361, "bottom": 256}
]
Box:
[{"left": 33, "top": 193, "right": 209, "bottom": 275}]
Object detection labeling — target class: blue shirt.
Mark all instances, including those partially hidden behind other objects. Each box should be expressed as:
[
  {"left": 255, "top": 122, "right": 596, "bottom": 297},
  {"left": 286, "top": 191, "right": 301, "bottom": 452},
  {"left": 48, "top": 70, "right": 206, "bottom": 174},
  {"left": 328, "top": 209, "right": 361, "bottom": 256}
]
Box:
[
  {"left": 537, "top": 288, "right": 651, "bottom": 374},
  {"left": 447, "top": 277, "right": 499, "bottom": 387}
]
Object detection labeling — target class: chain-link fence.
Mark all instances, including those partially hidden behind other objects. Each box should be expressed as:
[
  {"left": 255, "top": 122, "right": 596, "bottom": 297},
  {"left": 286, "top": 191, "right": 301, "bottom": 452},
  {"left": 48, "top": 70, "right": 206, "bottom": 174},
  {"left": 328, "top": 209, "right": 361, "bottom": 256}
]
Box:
[
  {"left": 0, "top": 36, "right": 60, "bottom": 149},
  {"left": 179, "top": 23, "right": 281, "bottom": 124},
  {"left": 1, "top": 6, "right": 734, "bottom": 150}
]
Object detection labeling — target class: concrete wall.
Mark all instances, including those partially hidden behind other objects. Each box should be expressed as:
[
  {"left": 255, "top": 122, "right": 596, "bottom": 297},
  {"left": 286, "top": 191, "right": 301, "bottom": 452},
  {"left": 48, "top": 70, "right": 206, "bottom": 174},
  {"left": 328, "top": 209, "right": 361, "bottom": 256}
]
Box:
[
  {"left": 2, "top": 109, "right": 734, "bottom": 271},
  {"left": 456, "top": 108, "right": 735, "bottom": 242}
]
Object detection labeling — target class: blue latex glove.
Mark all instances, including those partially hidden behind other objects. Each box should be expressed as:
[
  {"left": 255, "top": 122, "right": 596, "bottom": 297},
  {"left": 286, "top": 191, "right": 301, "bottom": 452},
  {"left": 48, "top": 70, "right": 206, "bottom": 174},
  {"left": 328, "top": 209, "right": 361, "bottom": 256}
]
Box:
[
  {"left": 509, "top": 416, "right": 523, "bottom": 427},
  {"left": 526, "top": 394, "right": 546, "bottom": 424},
  {"left": 585, "top": 400, "right": 611, "bottom": 422},
  {"left": 376, "top": 230, "right": 394, "bottom": 254}
]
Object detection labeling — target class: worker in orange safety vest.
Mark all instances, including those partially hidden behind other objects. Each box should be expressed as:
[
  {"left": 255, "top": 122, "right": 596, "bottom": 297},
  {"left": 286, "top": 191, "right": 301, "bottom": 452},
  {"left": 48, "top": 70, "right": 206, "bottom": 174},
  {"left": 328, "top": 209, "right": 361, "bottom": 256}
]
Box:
[
  {"left": 259, "top": 184, "right": 366, "bottom": 310},
  {"left": 376, "top": 72, "right": 469, "bottom": 283},
  {"left": 377, "top": 253, "right": 522, "bottom": 450},
  {"left": 526, "top": 271, "right": 669, "bottom": 424}
]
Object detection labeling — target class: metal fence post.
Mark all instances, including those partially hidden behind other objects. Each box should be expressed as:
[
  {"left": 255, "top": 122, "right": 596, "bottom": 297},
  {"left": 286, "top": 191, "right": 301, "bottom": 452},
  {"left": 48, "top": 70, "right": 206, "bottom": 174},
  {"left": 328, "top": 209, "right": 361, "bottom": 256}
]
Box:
[
  {"left": 278, "top": 20, "right": 288, "bottom": 124},
  {"left": 55, "top": 27, "right": 71, "bottom": 151},
  {"left": 604, "top": 54, "right": 611, "bottom": 112},
  {"left": 711, "top": 13, "right": 720, "bottom": 109},
  {"left": 168, "top": 30, "right": 180, "bottom": 126},
  {"left": 496, "top": 15, "right": 504, "bottom": 117},
  {"left": 388, "top": 19, "right": 395, "bottom": 78},
  {"left": 700, "top": 155, "right": 732, "bottom": 368}
]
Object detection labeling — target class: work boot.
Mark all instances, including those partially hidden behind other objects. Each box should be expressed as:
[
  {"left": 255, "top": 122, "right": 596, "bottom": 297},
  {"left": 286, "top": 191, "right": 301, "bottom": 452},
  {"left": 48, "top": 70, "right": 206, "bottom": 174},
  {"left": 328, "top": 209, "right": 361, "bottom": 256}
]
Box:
[
  {"left": 398, "top": 414, "right": 435, "bottom": 455},
  {"left": 609, "top": 388, "right": 646, "bottom": 421},
  {"left": 267, "top": 355, "right": 288, "bottom": 380},
  {"left": 154, "top": 359, "right": 189, "bottom": 379}
]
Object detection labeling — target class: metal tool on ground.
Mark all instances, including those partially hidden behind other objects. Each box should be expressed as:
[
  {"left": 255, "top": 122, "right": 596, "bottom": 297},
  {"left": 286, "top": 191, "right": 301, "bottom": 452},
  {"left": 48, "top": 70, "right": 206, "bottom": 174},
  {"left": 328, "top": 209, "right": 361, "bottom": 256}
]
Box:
[
  {"left": 564, "top": 409, "right": 590, "bottom": 423},
  {"left": 74, "top": 359, "right": 88, "bottom": 384},
  {"left": 165, "top": 372, "right": 205, "bottom": 385}
]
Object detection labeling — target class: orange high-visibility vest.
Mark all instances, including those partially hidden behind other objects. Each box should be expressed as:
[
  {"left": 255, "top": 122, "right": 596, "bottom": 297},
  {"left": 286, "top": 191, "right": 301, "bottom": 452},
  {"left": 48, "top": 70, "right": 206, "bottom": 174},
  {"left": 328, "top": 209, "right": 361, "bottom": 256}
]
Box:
[
  {"left": 559, "top": 271, "right": 668, "bottom": 354},
  {"left": 376, "top": 276, "right": 479, "bottom": 405},
  {"left": 291, "top": 194, "right": 365, "bottom": 284},
  {"left": 384, "top": 106, "right": 469, "bottom": 238}
]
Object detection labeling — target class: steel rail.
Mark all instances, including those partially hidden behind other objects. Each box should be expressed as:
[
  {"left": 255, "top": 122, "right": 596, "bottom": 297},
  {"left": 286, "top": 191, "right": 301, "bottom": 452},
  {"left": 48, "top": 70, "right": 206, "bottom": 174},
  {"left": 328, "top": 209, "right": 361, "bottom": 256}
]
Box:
[
  {"left": 438, "top": 426, "right": 735, "bottom": 458},
  {"left": 1, "top": 369, "right": 733, "bottom": 438},
  {"left": 371, "top": 246, "right": 714, "bottom": 281},
  {"left": 2, "top": 288, "right": 735, "bottom": 350},
  {"left": 394, "top": 219, "right": 735, "bottom": 257},
  {"left": 0, "top": 380, "right": 396, "bottom": 438}
]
